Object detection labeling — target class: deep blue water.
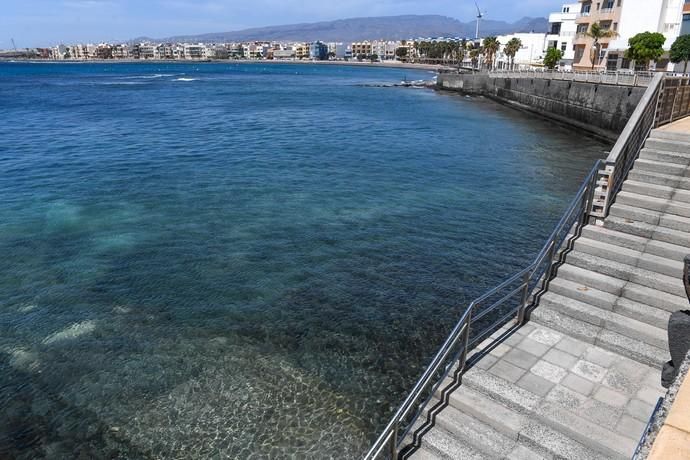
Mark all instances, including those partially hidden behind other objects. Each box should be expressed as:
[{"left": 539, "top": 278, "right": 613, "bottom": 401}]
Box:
[{"left": 0, "top": 62, "right": 607, "bottom": 459}]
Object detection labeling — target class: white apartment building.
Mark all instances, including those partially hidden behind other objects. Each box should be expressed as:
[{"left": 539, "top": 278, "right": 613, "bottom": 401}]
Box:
[
  {"left": 327, "top": 42, "right": 349, "bottom": 59},
  {"left": 574, "top": 0, "right": 684, "bottom": 70},
  {"left": 546, "top": 3, "right": 580, "bottom": 69},
  {"left": 183, "top": 44, "right": 207, "bottom": 60},
  {"left": 495, "top": 33, "right": 548, "bottom": 69}
]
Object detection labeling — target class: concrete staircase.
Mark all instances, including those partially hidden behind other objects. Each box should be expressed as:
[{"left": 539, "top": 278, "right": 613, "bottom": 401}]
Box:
[{"left": 410, "top": 127, "right": 690, "bottom": 460}]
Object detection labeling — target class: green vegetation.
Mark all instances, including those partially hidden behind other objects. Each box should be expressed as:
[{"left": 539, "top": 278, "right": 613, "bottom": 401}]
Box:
[
  {"left": 395, "top": 47, "right": 408, "bottom": 60},
  {"left": 503, "top": 38, "right": 523, "bottom": 70},
  {"left": 585, "top": 22, "right": 618, "bottom": 69},
  {"left": 625, "top": 32, "right": 666, "bottom": 69},
  {"left": 543, "top": 47, "right": 564, "bottom": 70},
  {"left": 412, "top": 40, "right": 467, "bottom": 63},
  {"left": 482, "top": 36, "right": 500, "bottom": 70},
  {"left": 670, "top": 34, "right": 690, "bottom": 72}
]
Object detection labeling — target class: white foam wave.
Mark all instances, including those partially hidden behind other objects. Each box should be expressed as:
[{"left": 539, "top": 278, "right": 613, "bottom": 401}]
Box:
[{"left": 174, "top": 77, "right": 199, "bottom": 82}]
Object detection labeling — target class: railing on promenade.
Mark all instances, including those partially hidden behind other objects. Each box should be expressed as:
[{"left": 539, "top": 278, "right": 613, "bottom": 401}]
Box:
[
  {"left": 489, "top": 69, "right": 655, "bottom": 87},
  {"left": 590, "top": 72, "right": 664, "bottom": 218},
  {"left": 655, "top": 75, "right": 690, "bottom": 126},
  {"left": 363, "top": 160, "right": 603, "bottom": 460}
]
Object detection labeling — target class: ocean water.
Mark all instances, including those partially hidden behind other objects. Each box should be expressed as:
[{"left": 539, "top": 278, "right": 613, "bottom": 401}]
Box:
[{"left": 0, "top": 62, "right": 607, "bottom": 459}]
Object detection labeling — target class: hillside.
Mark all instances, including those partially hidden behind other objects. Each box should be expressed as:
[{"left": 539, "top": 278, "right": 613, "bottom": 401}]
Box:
[{"left": 139, "top": 15, "right": 548, "bottom": 43}]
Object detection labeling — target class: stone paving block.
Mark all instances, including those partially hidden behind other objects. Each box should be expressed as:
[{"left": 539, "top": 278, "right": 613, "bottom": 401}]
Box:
[
  {"left": 546, "top": 385, "right": 588, "bottom": 412},
  {"left": 593, "top": 386, "right": 629, "bottom": 408},
  {"left": 602, "top": 367, "right": 640, "bottom": 394},
  {"left": 572, "top": 360, "right": 607, "bottom": 383},
  {"left": 542, "top": 348, "right": 579, "bottom": 370},
  {"left": 489, "top": 343, "right": 511, "bottom": 358},
  {"left": 643, "top": 369, "right": 662, "bottom": 388},
  {"left": 516, "top": 337, "right": 551, "bottom": 357},
  {"left": 517, "top": 371, "right": 555, "bottom": 397},
  {"left": 625, "top": 399, "right": 655, "bottom": 422},
  {"left": 503, "top": 348, "right": 540, "bottom": 370},
  {"left": 560, "top": 373, "right": 596, "bottom": 396},
  {"left": 504, "top": 333, "right": 524, "bottom": 347},
  {"left": 554, "top": 336, "right": 588, "bottom": 357},
  {"left": 506, "top": 444, "right": 548, "bottom": 460},
  {"left": 489, "top": 360, "right": 527, "bottom": 383},
  {"left": 475, "top": 354, "right": 498, "bottom": 370},
  {"left": 531, "top": 361, "right": 568, "bottom": 384},
  {"left": 581, "top": 397, "right": 622, "bottom": 427},
  {"left": 584, "top": 347, "right": 618, "bottom": 368},
  {"left": 519, "top": 323, "right": 537, "bottom": 336},
  {"left": 636, "top": 386, "right": 664, "bottom": 407},
  {"left": 616, "top": 414, "right": 647, "bottom": 439},
  {"left": 528, "top": 328, "right": 563, "bottom": 346}
]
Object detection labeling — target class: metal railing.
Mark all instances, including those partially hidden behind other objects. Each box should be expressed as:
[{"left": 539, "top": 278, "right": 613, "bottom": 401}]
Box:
[
  {"left": 364, "top": 159, "right": 603, "bottom": 460},
  {"left": 489, "top": 69, "right": 655, "bottom": 87},
  {"left": 655, "top": 75, "right": 690, "bottom": 126},
  {"left": 590, "top": 73, "right": 664, "bottom": 218}
]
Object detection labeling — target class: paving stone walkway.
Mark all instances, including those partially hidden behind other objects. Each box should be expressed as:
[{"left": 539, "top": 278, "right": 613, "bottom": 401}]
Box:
[{"left": 409, "top": 123, "right": 690, "bottom": 460}]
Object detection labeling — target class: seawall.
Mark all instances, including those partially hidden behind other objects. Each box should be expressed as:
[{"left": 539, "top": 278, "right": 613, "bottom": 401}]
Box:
[{"left": 437, "top": 73, "right": 646, "bottom": 141}]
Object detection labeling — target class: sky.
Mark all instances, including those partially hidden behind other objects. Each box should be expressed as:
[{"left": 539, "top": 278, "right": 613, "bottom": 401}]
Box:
[{"left": 0, "top": 0, "right": 559, "bottom": 48}]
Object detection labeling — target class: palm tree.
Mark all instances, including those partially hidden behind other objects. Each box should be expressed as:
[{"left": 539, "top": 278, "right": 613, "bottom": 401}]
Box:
[
  {"left": 585, "top": 22, "right": 618, "bottom": 70},
  {"left": 469, "top": 45, "right": 482, "bottom": 69},
  {"left": 482, "top": 36, "right": 500, "bottom": 70},
  {"left": 503, "top": 37, "right": 523, "bottom": 70}
]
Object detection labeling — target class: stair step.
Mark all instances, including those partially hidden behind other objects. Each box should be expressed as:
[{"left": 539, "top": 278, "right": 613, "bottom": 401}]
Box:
[
  {"left": 580, "top": 225, "right": 648, "bottom": 252},
  {"left": 505, "top": 445, "right": 548, "bottom": 460},
  {"left": 628, "top": 169, "right": 690, "bottom": 190},
  {"left": 574, "top": 236, "right": 683, "bottom": 278},
  {"left": 609, "top": 202, "right": 661, "bottom": 225},
  {"left": 639, "top": 148, "right": 690, "bottom": 165},
  {"left": 531, "top": 306, "right": 667, "bottom": 367},
  {"left": 620, "top": 281, "right": 689, "bottom": 313},
  {"left": 539, "top": 292, "right": 667, "bottom": 349},
  {"left": 419, "top": 424, "right": 489, "bottom": 460},
  {"left": 556, "top": 264, "right": 627, "bottom": 295},
  {"left": 644, "top": 137, "right": 690, "bottom": 155},
  {"left": 412, "top": 445, "right": 445, "bottom": 460},
  {"left": 632, "top": 158, "right": 688, "bottom": 176},
  {"left": 622, "top": 179, "right": 690, "bottom": 203},
  {"left": 616, "top": 191, "right": 690, "bottom": 219},
  {"left": 650, "top": 129, "right": 690, "bottom": 143},
  {"left": 582, "top": 224, "right": 690, "bottom": 262},
  {"left": 604, "top": 216, "right": 690, "bottom": 248},
  {"left": 549, "top": 277, "right": 617, "bottom": 310},
  {"left": 614, "top": 297, "right": 671, "bottom": 330},
  {"left": 462, "top": 368, "right": 628, "bottom": 459},
  {"left": 428, "top": 397, "right": 516, "bottom": 458},
  {"left": 565, "top": 251, "right": 686, "bottom": 298},
  {"left": 548, "top": 269, "right": 676, "bottom": 328}
]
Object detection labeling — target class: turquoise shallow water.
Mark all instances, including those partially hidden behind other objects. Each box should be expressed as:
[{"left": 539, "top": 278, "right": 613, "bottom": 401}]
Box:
[{"left": 0, "top": 62, "right": 607, "bottom": 459}]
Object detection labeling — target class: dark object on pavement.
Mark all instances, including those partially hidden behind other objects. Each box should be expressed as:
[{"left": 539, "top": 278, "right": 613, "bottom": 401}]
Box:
[{"left": 661, "top": 256, "right": 690, "bottom": 388}]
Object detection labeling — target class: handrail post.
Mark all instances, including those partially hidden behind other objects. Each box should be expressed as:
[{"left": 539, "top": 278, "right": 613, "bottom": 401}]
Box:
[
  {"left": 458, "top": 313, "right": 472, "bottom": 373},
  {"left": 516, "top": 271, "right": 531, "bottom": 325},
  {"left": 390, "top": 424, "right": 398, "bottom": 460}
]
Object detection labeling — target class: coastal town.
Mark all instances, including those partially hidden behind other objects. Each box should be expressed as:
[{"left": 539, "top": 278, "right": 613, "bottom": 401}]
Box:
[{"left": 3, "top": 1, "right": 690, "bottom": 72}]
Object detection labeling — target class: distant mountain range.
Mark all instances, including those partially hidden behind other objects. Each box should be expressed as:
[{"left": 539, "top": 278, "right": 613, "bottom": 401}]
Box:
[{"left": 137, "top": 15, "right": 549, "bottom": 44}]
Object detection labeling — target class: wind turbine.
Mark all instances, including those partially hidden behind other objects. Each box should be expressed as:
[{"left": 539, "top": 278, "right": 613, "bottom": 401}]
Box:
[{"left": 474, "top": 2, "right": 484, "bottom": 40}]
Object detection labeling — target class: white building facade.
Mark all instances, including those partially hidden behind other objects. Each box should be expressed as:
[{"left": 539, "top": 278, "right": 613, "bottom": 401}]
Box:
[{"left": 546, "top": 3, "right": 580, "bottom": 70}]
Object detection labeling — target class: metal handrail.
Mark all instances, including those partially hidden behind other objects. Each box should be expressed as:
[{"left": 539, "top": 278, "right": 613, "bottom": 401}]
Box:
[
  {"left": 590, "top": 72, "right": 664, "bottom": 218},
  {"left": 488, "top": 69, "right": 655, "bottom": 87},
  {"left": 363, "top": 159, "right": 603, "bottom": 460}
]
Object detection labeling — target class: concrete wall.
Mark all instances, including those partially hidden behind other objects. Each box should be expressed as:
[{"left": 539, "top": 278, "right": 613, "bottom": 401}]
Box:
[{"left": 438, "top": 73, "right": 647, "bottom": 140}]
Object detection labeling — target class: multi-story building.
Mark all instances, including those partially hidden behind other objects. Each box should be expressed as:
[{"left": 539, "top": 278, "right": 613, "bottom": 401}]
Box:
[
  {"left": 309, "top": 41, "right": 328, "bottom": 60},
  {"left": 495, "top": 33, "right": 548, "bottom": 69},
  {"left": 112, "top": 44, "right": 130, "bottom": 59},
  {"left": 295, "top": 43, "right": 310, "bottom": 59},
  {"left": 574, "top": 0, "right": 683, "bottom": 71},
  {"left": 183, "top": 44, "right": 207, "bottom": 60},
  {"left": 139, "top": 43, "right": 158, "bottom": 59},
  {"left": 352, "top": 41, "right": 373, "bottom": 58},
  {"left": 546, "top": 3, "right": 580, "bottom": 69},
  {"left": 681, "top": 0, "right": 690, "bottom": 35}
]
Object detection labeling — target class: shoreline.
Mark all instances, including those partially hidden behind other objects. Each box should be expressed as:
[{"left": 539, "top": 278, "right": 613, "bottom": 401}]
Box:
[{"left": 0, "top": 58, "right": 454, "bottom": 72}]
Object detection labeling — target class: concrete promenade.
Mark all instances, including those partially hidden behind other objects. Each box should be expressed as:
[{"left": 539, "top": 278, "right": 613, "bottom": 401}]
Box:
[{"left": 411, "top": 120, "right": 690, "bottom": 459}]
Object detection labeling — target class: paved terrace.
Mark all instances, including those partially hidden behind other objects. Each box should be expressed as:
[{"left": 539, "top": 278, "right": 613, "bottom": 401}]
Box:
[{"left": 410, "top": 119, "right": 690, "bottom": 459}]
